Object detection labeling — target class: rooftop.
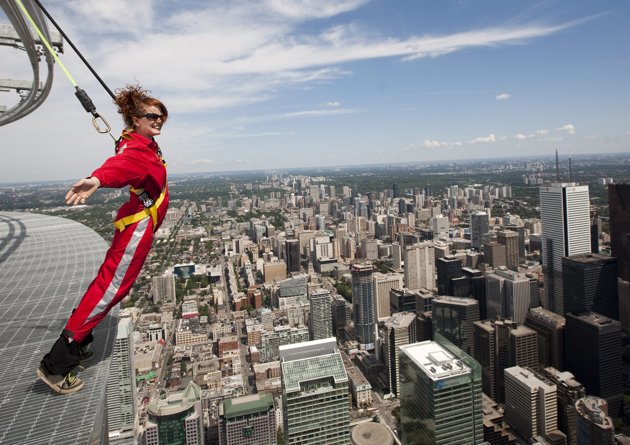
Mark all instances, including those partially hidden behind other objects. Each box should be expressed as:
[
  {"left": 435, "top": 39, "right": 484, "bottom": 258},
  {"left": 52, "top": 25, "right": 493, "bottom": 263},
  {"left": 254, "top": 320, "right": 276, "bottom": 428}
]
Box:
[
  {"left": 400, "top": 341, "right": 471, "bottom": 381},
  {"left": 0, "top": 212, "right": 116, "bottom": 444},
  {"left": 222, "top": 393, "right": 273, "bottom": 418}
]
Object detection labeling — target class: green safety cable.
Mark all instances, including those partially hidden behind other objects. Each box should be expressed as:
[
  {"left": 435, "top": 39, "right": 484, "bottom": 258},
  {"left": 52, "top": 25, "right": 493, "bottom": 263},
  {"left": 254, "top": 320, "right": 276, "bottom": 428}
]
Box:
[{"left": 14, "top": 0, "right": 113, "bottom": 137}]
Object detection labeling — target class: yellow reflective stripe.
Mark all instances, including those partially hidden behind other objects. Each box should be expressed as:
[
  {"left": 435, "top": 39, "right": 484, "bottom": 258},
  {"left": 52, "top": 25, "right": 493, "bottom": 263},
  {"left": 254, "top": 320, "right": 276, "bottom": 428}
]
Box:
[{"left": 113, "top": 189, "right": 166, "bottom": 232}]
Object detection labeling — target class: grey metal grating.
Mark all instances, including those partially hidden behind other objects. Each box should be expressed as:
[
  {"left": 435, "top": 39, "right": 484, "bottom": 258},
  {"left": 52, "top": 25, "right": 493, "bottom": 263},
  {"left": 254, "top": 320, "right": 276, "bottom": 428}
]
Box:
[{"left": 0, "top": 212, "right": 119, "bottom": 445}]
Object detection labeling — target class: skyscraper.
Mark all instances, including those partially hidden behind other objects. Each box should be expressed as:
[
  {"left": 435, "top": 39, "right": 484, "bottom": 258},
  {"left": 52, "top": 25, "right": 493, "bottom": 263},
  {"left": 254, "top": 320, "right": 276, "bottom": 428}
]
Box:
[
  {"left": 525, "top": 307, "right": 565, "bottom": 371},
  {"left": 565, "top": 312, "right": 623, "bottom": 417},
  {"left": 389, "top": 287, "right": 421, "bottom": 315},
  {"left": 107, "top": 317, "right": 137, "bottom": 443},
  {"left": 471, "top": 211, "right": 490, "bottom": 250},
  {"left": 432, "top": 296, "right": 479, "bottom": 356},
  {"left": 608, "top": 183, "right": 630, "bottom": 281},
  {"left": 399, "top": 338, "right": 483, "bottom": 445},
  {"left": 145, "top": 382, "right": 204, "bottom": 445},
  {"left": 483, "top": 242, "right": 507, "bottom": 269},
  {"left": 404, "top": 241, "right": 436, "bottom": 290},
  {"left": 372, "top": 271, "right": 404, "bottom": 321},
  {"left": 562, "top": 253, "right": 619, "bottom": 320},
  {"left": 497, "top": 230, "right": 520, "bottom": 271},
  {"left": 218, "top": 393, "right": 277, "bottom": 445},
  {"left": 485, "top": 268, "right": 531, "bottom": 324},
  {"left": 383, "top": 312, "right": 417, "bottom": 396},
  {"left": 575, "top": 397, "right": 616, "bottom": 445},
  {"left": 540, "top": 183, "right": 591, "bottom": 315},
  {"left": 280, "top": 338, "right": 350, "bottom": 445},
  {"left": 541, "top": 367, "right": 586, "bottom": 445},
  {"left": 503, "top": 366, "right": 560, "bottom": 441},
  {"left": 473, "top": 319, "right": 538, "bottom": 403},
  {"left": 309, "top": 288, "right": 333, "bottom": 340},
  {"left": 352, "top": 263, "right": 376, "bottom": 348},
  {"left": 286, "top": 238, "right": 301, "bottom": 273},
  {"left": 331, "top": 294, "right": 350, "bottom": 336},
  {"left": 436, "top": 255, "right": 463, "bottom": 296}
]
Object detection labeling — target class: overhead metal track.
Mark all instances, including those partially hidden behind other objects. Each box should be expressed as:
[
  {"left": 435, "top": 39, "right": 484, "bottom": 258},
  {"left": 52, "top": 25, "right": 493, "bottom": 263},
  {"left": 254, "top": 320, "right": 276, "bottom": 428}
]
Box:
[{"left": 0, "top": 0, "right": 62, "bottom": 126}]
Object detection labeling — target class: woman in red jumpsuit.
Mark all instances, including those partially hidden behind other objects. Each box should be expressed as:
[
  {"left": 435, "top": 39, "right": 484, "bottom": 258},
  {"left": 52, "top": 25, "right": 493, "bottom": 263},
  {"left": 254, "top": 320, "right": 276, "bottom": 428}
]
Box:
[{"left": 37, "top": 85, "right": 169, "bottom": 394}]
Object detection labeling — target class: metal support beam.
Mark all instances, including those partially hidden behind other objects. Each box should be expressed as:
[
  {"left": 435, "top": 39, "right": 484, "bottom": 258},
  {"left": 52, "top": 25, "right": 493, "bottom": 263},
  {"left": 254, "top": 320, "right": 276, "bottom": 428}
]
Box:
[
  {"left": 0, "top": 78, "right": 43, "bottom": 90},
  {"left": 0, "top": 23, "right": 63, "bottom": 50}
]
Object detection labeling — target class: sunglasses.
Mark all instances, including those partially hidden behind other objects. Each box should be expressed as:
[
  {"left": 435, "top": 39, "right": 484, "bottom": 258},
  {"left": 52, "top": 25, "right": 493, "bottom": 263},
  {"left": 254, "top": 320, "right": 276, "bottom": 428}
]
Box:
[{"left": 140, "top": 113, "right": 164, "bottom": 120}]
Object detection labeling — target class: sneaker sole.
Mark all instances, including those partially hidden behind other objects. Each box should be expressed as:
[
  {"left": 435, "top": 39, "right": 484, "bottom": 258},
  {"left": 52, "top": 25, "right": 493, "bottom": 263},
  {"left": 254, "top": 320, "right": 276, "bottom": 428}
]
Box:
[{"left": 36, "top": 367, "right": 85, "bottom": 394}]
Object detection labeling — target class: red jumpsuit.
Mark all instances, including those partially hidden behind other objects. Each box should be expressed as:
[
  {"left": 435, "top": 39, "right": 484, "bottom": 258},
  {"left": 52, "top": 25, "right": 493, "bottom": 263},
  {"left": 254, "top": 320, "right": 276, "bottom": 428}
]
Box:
[{"left": 42, "top": 132, "right": 168, "bottom": 375}]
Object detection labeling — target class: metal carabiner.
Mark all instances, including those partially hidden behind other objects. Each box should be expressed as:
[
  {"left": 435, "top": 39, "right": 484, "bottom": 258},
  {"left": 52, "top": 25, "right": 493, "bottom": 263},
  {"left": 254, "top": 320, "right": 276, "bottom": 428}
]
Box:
[{"left": 91, "top": 113, "right": 111, "bottom": 134}]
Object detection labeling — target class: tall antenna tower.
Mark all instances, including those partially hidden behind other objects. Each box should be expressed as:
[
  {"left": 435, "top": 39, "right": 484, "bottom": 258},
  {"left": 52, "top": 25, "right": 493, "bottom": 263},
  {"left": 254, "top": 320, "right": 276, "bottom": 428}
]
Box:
[{"left": 555, "top": 150, "right": 560, "bottom": 181}]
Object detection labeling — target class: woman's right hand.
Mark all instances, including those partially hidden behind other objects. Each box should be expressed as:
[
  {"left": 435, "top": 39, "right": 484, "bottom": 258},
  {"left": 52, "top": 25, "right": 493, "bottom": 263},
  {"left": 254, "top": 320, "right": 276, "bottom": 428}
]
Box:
[{"left": 65, "top": 177, "right": 101, "bottom": 205}]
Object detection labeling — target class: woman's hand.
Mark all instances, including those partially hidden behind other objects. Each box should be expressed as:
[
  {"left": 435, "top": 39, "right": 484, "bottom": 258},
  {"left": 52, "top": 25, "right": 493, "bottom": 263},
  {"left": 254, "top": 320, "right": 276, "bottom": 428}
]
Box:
[{"left": 65, "top": 177, "right": 101, "bottom": 205}]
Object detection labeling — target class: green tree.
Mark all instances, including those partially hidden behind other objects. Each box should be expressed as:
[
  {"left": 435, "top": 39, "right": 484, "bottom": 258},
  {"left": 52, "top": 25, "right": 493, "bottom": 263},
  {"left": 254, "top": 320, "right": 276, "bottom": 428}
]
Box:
[{"left": 277, "top": 428, "right": 285, "bottom": 445}]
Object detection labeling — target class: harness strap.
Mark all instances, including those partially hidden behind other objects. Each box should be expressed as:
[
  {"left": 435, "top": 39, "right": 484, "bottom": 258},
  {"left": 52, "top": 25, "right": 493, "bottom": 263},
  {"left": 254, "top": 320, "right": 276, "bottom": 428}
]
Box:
[{"left": 113, "top": 188, "right": 166, "bottom": 232}]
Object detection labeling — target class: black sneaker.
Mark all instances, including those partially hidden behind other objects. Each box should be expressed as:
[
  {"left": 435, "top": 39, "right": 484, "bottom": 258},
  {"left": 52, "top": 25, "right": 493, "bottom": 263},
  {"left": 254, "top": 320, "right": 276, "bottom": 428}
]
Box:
[{"left": 37, "top": 365, "right": 84, "bottom": 394}]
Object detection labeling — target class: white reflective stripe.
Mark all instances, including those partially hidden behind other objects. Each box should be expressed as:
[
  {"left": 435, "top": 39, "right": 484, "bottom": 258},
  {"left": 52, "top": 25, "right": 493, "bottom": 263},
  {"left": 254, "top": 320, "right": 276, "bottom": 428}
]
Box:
[{"left": 85, "top": 218, "right": 149, "bottom": 322}]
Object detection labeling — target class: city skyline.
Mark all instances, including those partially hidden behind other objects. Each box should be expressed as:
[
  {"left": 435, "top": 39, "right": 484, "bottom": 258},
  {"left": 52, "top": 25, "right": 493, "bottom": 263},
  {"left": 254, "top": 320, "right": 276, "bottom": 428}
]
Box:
[{"left": 2, "top": 0, "right": 629, "bottom": 183}]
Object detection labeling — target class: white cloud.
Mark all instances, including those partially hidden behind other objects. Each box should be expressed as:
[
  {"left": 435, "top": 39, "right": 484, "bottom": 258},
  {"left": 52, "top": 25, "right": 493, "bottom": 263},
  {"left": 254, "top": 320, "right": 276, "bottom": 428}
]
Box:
[
  {"left": 536, "top": 129, "right": 549, "bottom": 136},
  {"left": 265, "top": 0, "right": 369, "bottom": 20},
  {"left": 469, "top": 134, "right": 497, "bottom": 144},
  {"left": 21, "top": 3, "right": 589, "bottom": 115},
  {"left": 422, "top": 139, "right": 447, "bottom": 148},
  {"left": 324, "top": 101, "right": 341, "bottom": 107},
  {"left": 514, "top": 133, "right": 528, "bottom": 140},
  {"left": 496, "top": 93, "right": 511, "bottom": 100},
  {"left": 557, "top": 124, "right": 576, "bottom": 134}
]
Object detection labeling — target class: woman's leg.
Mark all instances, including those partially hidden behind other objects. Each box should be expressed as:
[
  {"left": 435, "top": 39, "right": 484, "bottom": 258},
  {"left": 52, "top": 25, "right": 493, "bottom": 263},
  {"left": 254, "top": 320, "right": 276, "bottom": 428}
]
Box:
[{"left": 41, "top": 217, "right": 154, "bottom": 375}]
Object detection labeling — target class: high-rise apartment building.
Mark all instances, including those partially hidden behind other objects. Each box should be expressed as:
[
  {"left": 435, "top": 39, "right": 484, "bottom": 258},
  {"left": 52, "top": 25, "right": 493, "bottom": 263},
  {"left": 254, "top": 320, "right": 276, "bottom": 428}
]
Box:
[
  {"left": 404, "top": 241, "right": 436, "bottom": 290},
  {"left": 541, "top": 367, "right": 586, "bottom": 445},
  {"left": 525, "top": 307, "right": 565, "bottom": 371},
  {"left": 372, "top": 271, "right": 404, "bottom": 321},
  {"left": 218, "top": 393, "right": 277, "bottom": 445},
  {"left": 383, "top": 312, "right": 417, "bottom": 396},
  {"left": 503, "top": 366, "right": 559, "bottom": 441},
  {"left": 565, "top": 312, "right": 623, "bottom": 417},
  {"left": 473, "top": 319, "right": 538, "bottom": 403},
  {"left": 540, "top": 183, "right": 591, "bottom": 315},
  {"left": 107, "top": 317, "right": 137, "bottom": 442},
  {"left": 608, "top": 183, "right": 630, "bottom": 281},
  {"left": 145, "top": 382, "right": 204, "bottom": 445},
  {"left": 280, "top": 338, "right": 350, "bottom": 445},
  {"left": 562, "top": 253, "right": 619, "bottom": 320},
  {"left": 471, "top": 211, "right": 490, "bottom": 250},
  {"left": 432, "top": 296, "right": 479, "bottom": 356},
  {"left": 399, "top": 339, "right": 483, "bottom": 445},
  {"left": 309, "top": 288, "right": 333, "bottom": 340},
  {"left": 352, "top": 263, "right": 376, "bottom": 348},
  {"left": 497, "top": 230, "right": 520, "bottom": 271}
]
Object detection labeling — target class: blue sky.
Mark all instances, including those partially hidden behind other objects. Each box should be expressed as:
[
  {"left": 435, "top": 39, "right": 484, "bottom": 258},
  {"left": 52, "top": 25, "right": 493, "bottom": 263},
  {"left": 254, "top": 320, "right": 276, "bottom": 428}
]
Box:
[{"left": 1, "top": 0, "right": 629, "bottom": 182}]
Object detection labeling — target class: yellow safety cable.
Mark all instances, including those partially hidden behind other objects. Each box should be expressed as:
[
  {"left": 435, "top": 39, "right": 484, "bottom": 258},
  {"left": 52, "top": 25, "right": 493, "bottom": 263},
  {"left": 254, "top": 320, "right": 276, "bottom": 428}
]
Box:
[{"left": 14, "top": 0, "right": 113, "bottom": 136}]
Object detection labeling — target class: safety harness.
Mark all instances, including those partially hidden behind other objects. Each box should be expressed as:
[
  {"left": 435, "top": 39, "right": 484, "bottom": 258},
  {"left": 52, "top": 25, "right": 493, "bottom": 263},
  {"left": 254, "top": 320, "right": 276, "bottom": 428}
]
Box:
[
  {"left": 112, "top": 131, "right": 168, "bottom": 232},
  {"left": 113, "top": 186, "right": 167, "bottom": 232}
]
